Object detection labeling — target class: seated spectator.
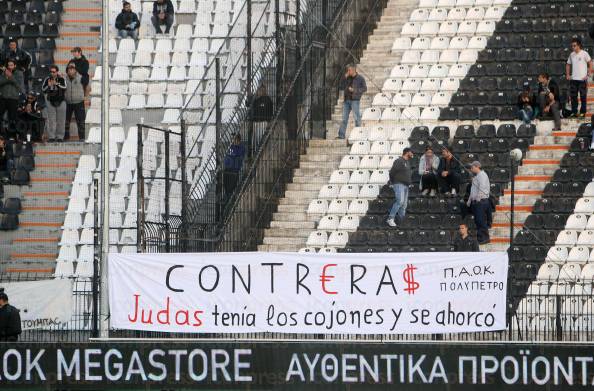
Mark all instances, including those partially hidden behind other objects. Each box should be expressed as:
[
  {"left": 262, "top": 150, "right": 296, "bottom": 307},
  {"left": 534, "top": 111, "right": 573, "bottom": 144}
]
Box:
[
  {"left": 64, "top": 64, "right": 86, "bottom": 141},
  {"left": 41, "top": 65, "right": 67, "bottom": 142},
  {"left": 536, "top": 72, "right": 562, "bottom": 131},
  {"left": 466, "top": 161, "right": 491, "bottom": 245},
  {"left": 0, "top": 39, "right": 32, "bottom": 88},
  {"left": 223, "top": 133, "right": 246, "bottom": 200},
  {"left": 418, "top": 146, "right": 439, "bottom": 196},
  {"left": 517, "top": 85, "right": 534, "bottom": 125},
  {"left": 453, "top": 223, "right": 479, "bottom": 252},
  {"left": 115, "top": 2, "right": 140, "bottom": 39},
  {"left": 69, "top": 47, "right": 90, "bottom": 97},
  {"left": 152, "top": 0, "right": 175, "bottom": 35},
  {"left": 16, "top": 92, "right": 43, "bottom": 142},
  {"left": 566, "top": 38, "right": 592, "bottom": 119},
  {"left": 0, "top": 60, "right": 25, "bottom": 136},
  {"left": 0, "top": 136, "right": 14, "bottom": 179},
  {"left": 250, "top": 85, "right": 274, "bottom": 122},
  {"left": 437, "top": 147, "right": 460, "bottom": 196}
]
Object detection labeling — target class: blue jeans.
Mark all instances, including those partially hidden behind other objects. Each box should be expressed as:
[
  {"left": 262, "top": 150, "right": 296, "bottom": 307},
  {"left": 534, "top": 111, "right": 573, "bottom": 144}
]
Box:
[
  {"left": 518, "top": 107, "right": 533, "bottom": 124},
  {"left": 388, "top": 183, "right": 408, "bottom": 221},
  {"left": 118, "top": 29, "right": 138, "bottom": 39},
  {"left": 338, "top": 100, "right": 361, "bottom": 139},
  {"left": 471, "top": 199, "right": 491, "bottom": 243}
]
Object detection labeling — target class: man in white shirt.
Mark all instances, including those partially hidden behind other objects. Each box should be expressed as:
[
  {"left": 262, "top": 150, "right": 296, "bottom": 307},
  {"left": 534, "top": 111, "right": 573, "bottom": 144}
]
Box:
[{"left": 566, "top": 38, "right": 593, "bottom": 118}]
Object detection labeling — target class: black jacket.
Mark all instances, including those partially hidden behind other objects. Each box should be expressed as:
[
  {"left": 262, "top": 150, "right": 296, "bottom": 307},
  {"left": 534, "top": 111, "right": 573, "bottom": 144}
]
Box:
[
  {"left": 1, "top": 47, "right": 32, "bottom": 72},
  {"left": 437, "top": 156, "right": 461, "bottom": 177},
  {"left": 42, "top": 75, "right": 67, "bottom": 106},
  {"left": 453, "top": 234, "right": 480, "bottom": 252},
  {"left": 115, "top": 10, "right": 140, "bottom": 31},
  {"left": 0, "top": 304, "right": 22, "bottom": 342},
  {"left": 153, "top": 0, "right": 175, "bottom": 16},
  {"left": 250, "top": 95, "right": 273, "bottom": 121},
  {"left": 389, "top": 157, "right": 412, "bottom": 185},
  {"left": 69, "top": 56, "right": 90, "bottom": 85},
  {"left": 538, "top": 79, "right": 560, "bottom": 104}
]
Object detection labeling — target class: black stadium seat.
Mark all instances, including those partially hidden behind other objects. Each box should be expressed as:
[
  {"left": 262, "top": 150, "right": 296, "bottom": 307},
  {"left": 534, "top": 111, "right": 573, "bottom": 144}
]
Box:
[
  {"left": 459, "top": 106, "right": 479, "bottom": 120},
  {"left": 0, "top": 213, "right": 18, "bottom": 231},
  {"left": 455, "top": 125, "right": 475, "bottom": 139}
]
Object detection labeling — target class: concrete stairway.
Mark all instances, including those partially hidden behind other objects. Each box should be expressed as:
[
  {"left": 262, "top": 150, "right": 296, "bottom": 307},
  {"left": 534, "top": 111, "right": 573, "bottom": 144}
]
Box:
[
  {"left": 484, "top": 120, "right": 582, "bottom": 252},
  {"left": 0, "top": 142, "right": 97, "bottom": 277},
  {"left": 325, "top": 0, "right": 418, "bottom": 138}
]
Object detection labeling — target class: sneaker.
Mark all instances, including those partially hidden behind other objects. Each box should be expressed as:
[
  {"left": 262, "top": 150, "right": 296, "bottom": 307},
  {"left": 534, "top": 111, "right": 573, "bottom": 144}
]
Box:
[
  {"left": 335, "top": 136, "right": 345, "bottom": 140},
  {"left": 451, "top": 189, "right": 457, "bottom": 196},
  {"left": 568, "top": 113, "right": 577, "bottom": 118},
  {"left": 429, "top": 189, "right": 436, "bottom": 197},
  {"left": 421, "top": 189, "right": 430, "bottom": 196},
  {"left": 444, "top": 191, "right": 451, "bottom": 196},
  {"left": 386, "top": 218, "right": 397, "bottom": 227},
  {"left": 478, "top": 238, "right": 491, "bottom": 245},
  {"left": 578, "top": 113, "right": 586, "bottom": 118}
]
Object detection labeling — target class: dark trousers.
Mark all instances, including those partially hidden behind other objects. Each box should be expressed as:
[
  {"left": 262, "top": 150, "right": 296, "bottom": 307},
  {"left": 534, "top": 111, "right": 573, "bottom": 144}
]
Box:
[
  {"left": 438, "top": 172, "right": 460, "bottom": 193},
  {"left": 223, "top": 170, "right": 239, "bottom": 200},
  {"left": 0, "top": 98, "right": 19, "bottom": 131},
  {"left": 16, "top": 113, "right": 43, "bottom": 141},
  {"left": 151, "top": 14, "right": 173, "bottom": 33},
  {"left": 421, "top": 173, "right": 438, "bottom": 191},
  {"left": 471, "top": 199, "right": 491, "bottom": 243},
  {"left": 65, "top": 102, "right": 86, "bottom": 140},
  {"left": 537, "top": 93, "right": 562, "bottom": 129},
  {"left": 569, "top": 80, "right": 588, "bottom": 114}
]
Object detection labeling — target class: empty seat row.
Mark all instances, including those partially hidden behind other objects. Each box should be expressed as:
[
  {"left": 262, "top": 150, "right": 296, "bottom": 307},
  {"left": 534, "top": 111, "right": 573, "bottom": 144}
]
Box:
[{"left": 401, "top": 21, "right": 496, "bottom": 37}]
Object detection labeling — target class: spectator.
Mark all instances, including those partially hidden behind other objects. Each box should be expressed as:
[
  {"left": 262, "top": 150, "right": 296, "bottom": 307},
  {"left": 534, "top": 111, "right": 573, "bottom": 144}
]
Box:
[
  {"left": 453, "top": 223, "right": 480, "bottom": 252},
  {"left": 152, "top": 0, "right": 175, "bottom": 35},
  {"left": 337, "top": 64, "right": 367, "bottom": 139},
  {"left": 223, "top": 133, "right": 246, "bottom": 200},
  {"left": 418, "top": 146, "right": 439, "bottom": 196},
  {"left": 466, "top": 161, "right": 491, "bottom": 245},
  {"left": 0, "top": 59, "right": 25, "bottom": 135},
  {"left": 1, "top": 39, "right": 32, "bottom": 88},
  {"left": 566, "top": 38, "right": 592, "bottom": 118},
  {"left": 387, "top": 148, "right": 414, "bottom": 227},
  {"left": 0, "top": 288, "right": 22, "bottom": 342},
  {"left": 42, "top": 65, "right": 67, "bottom": 142},
  {"left": 69, "top": 47, "right": 90, "bottom": 97},
  {"left": 0, "top": 136, "right": 15, "bottom": 178},
  {"left": 64, "top": 64, "right": 86, "bottom": 141},
  {"left": 536, "top": 72, "right": 562, "bottom": 131},
  {"left": 17, "top": 91, "right": 43, "bottom": 142},
  {"left": 437, "top": 147, "right": 461, "bottom": 196},
  {"left": 517, "top": 85, "right": 534, "bottom": 125},
  {"left": 250, "top": 84, "right": 274, "bottom": 122},
  {"left": 115, "top": 1, "right": 140, "bottom": 39}
]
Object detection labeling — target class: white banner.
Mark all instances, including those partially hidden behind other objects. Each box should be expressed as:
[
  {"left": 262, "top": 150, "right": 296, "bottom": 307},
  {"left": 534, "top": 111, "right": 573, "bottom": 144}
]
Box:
[
  {"left": 0, "top": 279, "right": 73, "bottom": 330},
  {"left": 108, "top": 252, "right": 508, "bottom": 334}
]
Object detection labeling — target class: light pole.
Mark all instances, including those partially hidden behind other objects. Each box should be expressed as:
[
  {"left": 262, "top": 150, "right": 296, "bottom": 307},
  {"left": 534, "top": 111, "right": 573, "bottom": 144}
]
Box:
[{"left": 509, "top": 148, "right": 523, "bottom": 245}]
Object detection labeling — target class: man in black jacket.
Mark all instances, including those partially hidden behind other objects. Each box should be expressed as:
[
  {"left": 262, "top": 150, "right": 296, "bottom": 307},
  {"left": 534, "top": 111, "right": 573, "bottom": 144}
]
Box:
[
  {"left": 537, "top": 72, "right": 562, "bottom": 131},
  {"left": 437, "top": 147, "right": 461, "bottom": 195},
  {"left": 152, "top": 0, "right": 175, "bottom": 34},
  {"left": 1, "top": 39, "right": 32, "bottom": 88},
  {"left": 387, "top": 148, "right": 413, "bottom": 227},
  {"left": 115, "top": 1, "right": 140, "bottom": 39},
  {"left": 337, "top": 64, "right": 367, "bottom": 139},
  {"left": 42, "top": 65, "right": 67, "bottom": 142},
  {"left": 0, "top": 289, "right": 22, "bottom": 342},
  {"left": 453, "top": 223, "right": 480, "bottom": 252},
  {"left": 69, "top": 47, "right": 90, "bottom": 97}
]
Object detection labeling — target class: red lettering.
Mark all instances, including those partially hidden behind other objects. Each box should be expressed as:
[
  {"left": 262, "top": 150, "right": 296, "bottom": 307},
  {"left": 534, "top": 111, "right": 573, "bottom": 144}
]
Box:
[
  {"left": 141, "top": 309, "right": 153, "bottom": 324},
  {"left": 128, "top": 294, "right": 140, "bottom": 322},
  {"left": 127, "top": 294, "right": 204, "bottom": 328},
  {"left": 176, "top": 309, "right": 190, "bottom": 326},
  {"left": 319, "top": 264, "right": 338, "bottom": 295},
  {"left": 157, "top": 297, "right": 171, "bottom": 325},
  {"left": 192, "top": 310, "right": 204, "bottom": 327}
]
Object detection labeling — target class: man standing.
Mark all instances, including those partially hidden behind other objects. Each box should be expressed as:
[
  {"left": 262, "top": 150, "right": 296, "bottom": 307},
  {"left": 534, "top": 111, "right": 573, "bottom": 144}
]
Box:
[
  {"left": 537, "top": 73, "right": 562, "bottom": 131},
  {"left": 69, "top": 47, "right": 90, "bottom": 97},
  {"left": 0, "top": 60, "right": 25, "bottom": 135},
  {"left": 223, "top": 133, "right": 246, "bottom": 201},
  {"left": 1, "top": 39, "right": 32, "bottom": 88},
  {"left": 437, "top": 147, "right": 461, "bottom": 195},
  {"left": 0, "top": 289, "right": 21, "bottom": 342},
  {"left": 467, "top": 161, "right": 491, "bottom": 245},
  {"left": 337, "top": 64, "right": 366, "bottom": 139},
  {"left": 453, "top": 223, "right": 480, "bottom": 252},
  {"left": 152, "top": 0, "right": 175, "bottom": 35},
  {"left": 115, "top": 1, "right": 140, "bottom": 39},
  {"left": 42, "top": 65, "right": 67, "bottom": 142},
  {"left": 566, "top": 38, "right": 592, "bottom": 118},
  {"left": 387, "top": 148, "right": 413, "bottom": 227},
  {"left": 64, "top": 64, "right": 86, "bottom": 141}
]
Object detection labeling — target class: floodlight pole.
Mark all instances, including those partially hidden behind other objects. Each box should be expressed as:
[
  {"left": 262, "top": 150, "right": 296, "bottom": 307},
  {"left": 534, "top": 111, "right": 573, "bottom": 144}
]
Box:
[{"left": 99, "top": 0, "right": 111, "bottom": 338}]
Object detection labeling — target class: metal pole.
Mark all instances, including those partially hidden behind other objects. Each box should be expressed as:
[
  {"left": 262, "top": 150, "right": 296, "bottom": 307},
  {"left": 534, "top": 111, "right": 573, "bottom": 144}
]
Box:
[
  {"left": 510, "top": 159, "right": 515, "bottom": 246},
  {"left": 164, "top": 130, "right": 171, "bottom": 252},
  {"left": 246, "top": 0, "right": 254, "bottom": 158},
  {"left": 180, "top": 119, "right": 187, "bottom": 252},
  {"left": 137, "top": 124, "right": 144, "bottom": 252},
  {"left": 274, "top": 0, "right": 281, "bottom": 105},
  {"left": 91, "top": 178, "right": 99, "bottom": 338},
  {"left": 215, "top": 58, "right": 223, "bottom": 224},
  {"left": 99, "top": 0, "right": 111, "bottom": 338}
]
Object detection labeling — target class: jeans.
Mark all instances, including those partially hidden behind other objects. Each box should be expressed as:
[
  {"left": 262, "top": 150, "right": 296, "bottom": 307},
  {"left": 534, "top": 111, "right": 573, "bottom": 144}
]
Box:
[
  {"left": 66, "top": 102, "right": 86, "bottom": 140},
  {"left": 388, "top": 183, "right": 409, "bottom": 221},
  {"left": 45, "top": 101, "right": 66, "bottom": 140},
  {"left": 338, "top": 99, "right": 361, "bottom": 139},
  {"left": 118, "top": 29, "right": 138, "bottom": 39},
  {"left": 471, "top": 199, "right": 491, "bottom": 243},
  {"left": 151, "top": 14, "right": 174, "bottom": 34},
  {"left": 569, "top": 80, "right": 588, "bottom": 114},
  {"left": 518, "top": 107, "right": 533, "bottom": 124}
]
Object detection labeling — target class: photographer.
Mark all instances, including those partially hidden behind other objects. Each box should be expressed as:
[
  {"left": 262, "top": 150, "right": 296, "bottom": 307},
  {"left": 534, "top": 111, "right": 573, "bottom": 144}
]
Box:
[
  {"left": 42, "top": 65, "right": 67, "bottom": 142},
  {"left": 0, "top": 59, "right": 25, "bottom": 135},
  {"left": 517, "top": 85, "right": 535, "bottom": 125},
  {"left": 0, "top": 289, "right": 22, "bottom": 342},
  {"left": 0, "top": 39, "right": 32, "bottom": 88},
  {"left": 115, "top": 1, "right": 140, "bottom": 39},
  {"left": 536, "top": 72, "right": 562, "bottom": 131},
  {"left": 151, "top": 0, "right": 175, "bottom": 35},
  {"left": 17, "top": 92, "right": 43, "bottom": 142}
]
